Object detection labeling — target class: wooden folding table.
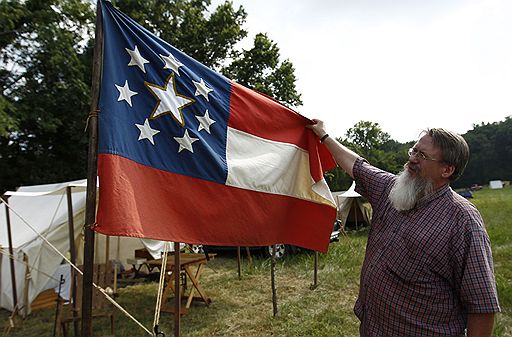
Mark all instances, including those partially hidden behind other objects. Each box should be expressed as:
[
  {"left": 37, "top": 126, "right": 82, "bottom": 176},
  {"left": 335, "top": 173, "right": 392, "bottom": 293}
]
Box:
[{"left": 146, "top": 253, "right": 216, "bottom": 315}]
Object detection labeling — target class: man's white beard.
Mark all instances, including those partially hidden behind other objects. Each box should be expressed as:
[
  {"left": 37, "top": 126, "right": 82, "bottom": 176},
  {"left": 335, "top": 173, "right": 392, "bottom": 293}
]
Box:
[{"left": 389, "top": 169, "right": 435, "bottom": 212}]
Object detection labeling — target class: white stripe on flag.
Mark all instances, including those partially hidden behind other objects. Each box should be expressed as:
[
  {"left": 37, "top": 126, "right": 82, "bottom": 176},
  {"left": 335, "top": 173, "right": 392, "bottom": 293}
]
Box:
[{"left": 226, "top": 127, "right": 335, "bottom": 206}]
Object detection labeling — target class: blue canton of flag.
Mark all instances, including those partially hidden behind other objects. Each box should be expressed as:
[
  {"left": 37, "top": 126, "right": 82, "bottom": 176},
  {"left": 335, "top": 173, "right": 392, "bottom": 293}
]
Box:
[{"left": 99, "top": 0, "right": 231, "bottom": 184}]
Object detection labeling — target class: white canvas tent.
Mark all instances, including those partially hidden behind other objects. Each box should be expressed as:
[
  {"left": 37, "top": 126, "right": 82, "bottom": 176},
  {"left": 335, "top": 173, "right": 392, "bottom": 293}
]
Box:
[
  {"left": 333, "top": 182, "right": 371, "bottom": 229},
  {"left": 489, "top": 180, "right": 503, "bottom": 189},
  {"left": 0, "top": 179, "right": 173, "bottom": 314}
]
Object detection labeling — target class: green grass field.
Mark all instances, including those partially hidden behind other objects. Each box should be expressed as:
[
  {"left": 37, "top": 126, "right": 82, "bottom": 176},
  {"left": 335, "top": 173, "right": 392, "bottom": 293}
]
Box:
[{"left": 1, "top": 187, "right": 511, "bottom": 336}]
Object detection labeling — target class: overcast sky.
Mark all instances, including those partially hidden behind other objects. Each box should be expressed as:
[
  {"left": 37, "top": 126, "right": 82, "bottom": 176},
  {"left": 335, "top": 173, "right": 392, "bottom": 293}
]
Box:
[{"left": 212, "top": 0, "right": 512, "bottom": 142}]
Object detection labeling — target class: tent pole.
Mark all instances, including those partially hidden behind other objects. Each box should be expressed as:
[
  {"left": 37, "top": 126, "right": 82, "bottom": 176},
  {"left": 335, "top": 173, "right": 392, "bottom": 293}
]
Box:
[
  {"left": 65, "top": 186, "right": 79, "bottom": 337},
  {"left": 22, "top": 254, "right": 29, "bottom": 318},
  {"left": 82, "top": 1, "right": 103, "bottom": 336},
  {"left": 105, "top": 236, "right": 110, "bottom": 269},
  {"left": 4, "top": 199, "right": 18, "bottom": 314}
]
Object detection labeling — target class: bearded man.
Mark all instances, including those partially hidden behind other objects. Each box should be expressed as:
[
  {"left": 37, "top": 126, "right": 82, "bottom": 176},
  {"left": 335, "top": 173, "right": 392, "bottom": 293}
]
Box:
[{"left": 307, "top": 120, "right": 500, "bottom": 337}]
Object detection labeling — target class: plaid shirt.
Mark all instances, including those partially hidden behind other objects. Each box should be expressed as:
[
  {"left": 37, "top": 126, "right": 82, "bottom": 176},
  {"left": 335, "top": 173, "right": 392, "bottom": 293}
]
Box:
[{"left": 353, "top": 158, "right": 500, "bottom": 337}]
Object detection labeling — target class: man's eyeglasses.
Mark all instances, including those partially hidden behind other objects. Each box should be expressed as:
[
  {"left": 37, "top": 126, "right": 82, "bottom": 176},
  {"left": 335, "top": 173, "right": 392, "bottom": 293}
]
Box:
[{"left": 408, "top": 147, "right": 439, "bottom": 161}]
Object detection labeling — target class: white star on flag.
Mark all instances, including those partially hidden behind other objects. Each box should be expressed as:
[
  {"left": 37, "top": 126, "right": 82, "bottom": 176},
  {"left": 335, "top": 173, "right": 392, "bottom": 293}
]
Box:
[
  {"left": 196, "top": 109, "right": 216, "bottom": 133},
  {"left": 135, "top": 119, "right": 160, "bottom": 145},
  {"left": 160, "top": 53, "right": 184, "bottom": 76},
  {"left": 146, "top": 74, "right": 195, "bottom": 126},
  {"left": 115, "top": 80, "right": 138, "bottom": 106},
  {"left": 192, "top": 78, "right": 213, "bottom": 101},
  {"left": 126, "top": 45, "right": 150, "bottom": 73},
  {"left": 174, "top": 129, "right": 199, "bottom": 153}
]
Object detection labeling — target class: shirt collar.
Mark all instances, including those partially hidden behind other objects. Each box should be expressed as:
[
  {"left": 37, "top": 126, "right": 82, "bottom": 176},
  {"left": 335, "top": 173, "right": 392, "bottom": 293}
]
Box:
[{"left": 415, "top": 183, "right": 451, "bottom": 209}]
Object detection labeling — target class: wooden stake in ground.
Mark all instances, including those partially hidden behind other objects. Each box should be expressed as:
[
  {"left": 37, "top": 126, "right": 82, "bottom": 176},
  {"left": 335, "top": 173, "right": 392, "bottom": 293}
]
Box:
[
  {"left": 311, "top": 251, "right": 319, "bottom": 290},
  {"left": 237, "top": 247, "right": 241, "bottom": 279},
  {"left": 271, "top": 244, "right": 278, "bottom": 317}
]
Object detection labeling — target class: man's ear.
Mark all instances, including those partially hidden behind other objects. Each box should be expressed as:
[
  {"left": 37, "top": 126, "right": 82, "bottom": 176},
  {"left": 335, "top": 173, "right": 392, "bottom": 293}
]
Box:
[{"left": 441, "top": 165, "right": 455, "bottom": 179}]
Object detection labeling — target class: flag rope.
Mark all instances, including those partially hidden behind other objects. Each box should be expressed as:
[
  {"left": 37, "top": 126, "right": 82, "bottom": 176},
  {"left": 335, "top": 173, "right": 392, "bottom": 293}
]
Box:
[{"left": 0, "top": 197, "right": 153, "bottom": 335}]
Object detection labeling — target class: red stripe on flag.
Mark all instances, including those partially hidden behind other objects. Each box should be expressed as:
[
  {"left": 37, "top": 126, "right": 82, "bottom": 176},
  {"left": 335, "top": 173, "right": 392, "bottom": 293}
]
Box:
[
  {"left": 229, "top": 81, "right": 310, "bottom": 147},
  {"left": 229, "top": 82, "right": 336, "bottom": 181},
  {"left": 96, "top": 154, "right": 336, "bottom": 252}
]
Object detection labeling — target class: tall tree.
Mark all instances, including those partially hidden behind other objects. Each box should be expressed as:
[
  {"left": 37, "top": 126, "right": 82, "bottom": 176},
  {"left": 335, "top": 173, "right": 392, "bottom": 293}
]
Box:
[
  {"left": 345, "top": 120, "right": 408, "bottom": 173},
  {"left": 0, "top": 0, "right": 303, "bottom": 192},
  {"left": 0, "top": 0, "right": 95, "bottom": 193},
  {"left": 116, "top": 0, "right": 247, "bottom": 69},
  {"left": 117, "top": 1, "right": 302, "bottom": 106},
  {"left": 324, "top": 121, "right": 410, "bottom": 192},
  {"left": 223, "top": 33, "right": 302, "bottom": 107},
  {"left": 456, "top": 116, "right": 512, "bottom": 188}
]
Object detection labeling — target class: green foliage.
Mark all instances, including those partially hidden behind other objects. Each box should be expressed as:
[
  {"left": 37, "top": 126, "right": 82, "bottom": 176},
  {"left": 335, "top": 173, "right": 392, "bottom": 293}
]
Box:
[
  {"left": 345, "top": 121, "right": 410, "bottom": 173},
  {"left": 223, "top": 33, "right": 302, "bottom": 107},
  {"left": 456, "top": 116, "right": 512, "bottom": 188},
  {"left": 471, "top": 187, "right": 512, "bottom": 335},
  {"left": 346, "top": 120, "right": 390, "bottom": 153},
  {"left": 0, "top": 0, "right": 303, "bottom": 192},
  {"left": 0, "top": 0, "right": 95, "bottom": 192},
  {"left": 116, "top": 0, "right": 247, "bottom": 69},
  {"left": 325, "top": 122, "right": 411, "bottom": 192},
  {"left": 0, "top": 95, "right": 16, "bottom": 137},
  {"left": 326, "top": 117, "right": 511, "bottom": 191}
]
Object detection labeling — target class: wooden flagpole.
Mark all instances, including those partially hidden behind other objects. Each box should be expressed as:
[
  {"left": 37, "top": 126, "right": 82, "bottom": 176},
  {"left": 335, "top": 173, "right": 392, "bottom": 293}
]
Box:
[{"left": 82, "top": 1, "right": 103, "bottom": 336}]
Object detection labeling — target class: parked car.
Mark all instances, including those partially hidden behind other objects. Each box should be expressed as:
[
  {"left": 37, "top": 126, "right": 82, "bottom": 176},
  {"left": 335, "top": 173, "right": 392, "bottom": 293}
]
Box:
[{"left": 187, "top": 220, "right": 342, "bottom": 260}]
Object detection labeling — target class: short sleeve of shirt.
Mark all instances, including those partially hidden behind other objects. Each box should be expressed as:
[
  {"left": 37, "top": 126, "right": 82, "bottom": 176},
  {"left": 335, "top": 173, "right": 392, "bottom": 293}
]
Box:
[
  {"left": 451, "top": 209, "right": 501, "bottom": 313},
  {"left": 352, "top": 157, "right": 395, "bottom": 207}
]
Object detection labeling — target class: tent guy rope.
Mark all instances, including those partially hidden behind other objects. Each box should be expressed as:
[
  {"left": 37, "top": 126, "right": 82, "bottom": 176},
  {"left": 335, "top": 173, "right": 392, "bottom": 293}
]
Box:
[
  {"left": 0, "top": 197, "right": 153, "bottom": 336},
  {"left": 0, "top": 248, "right": 59, "bottom": 282}
]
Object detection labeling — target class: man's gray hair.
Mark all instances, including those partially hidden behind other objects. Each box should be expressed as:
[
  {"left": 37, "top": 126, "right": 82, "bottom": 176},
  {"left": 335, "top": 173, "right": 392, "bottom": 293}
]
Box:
[{"left": 424, "top": 128, "right": 470, "bottom": 181}]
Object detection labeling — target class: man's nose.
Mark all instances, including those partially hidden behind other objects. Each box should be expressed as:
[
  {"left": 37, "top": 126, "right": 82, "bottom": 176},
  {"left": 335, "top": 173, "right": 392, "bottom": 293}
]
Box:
[{"left": 408, "top": 153, "right": 419, "bottom": 163}]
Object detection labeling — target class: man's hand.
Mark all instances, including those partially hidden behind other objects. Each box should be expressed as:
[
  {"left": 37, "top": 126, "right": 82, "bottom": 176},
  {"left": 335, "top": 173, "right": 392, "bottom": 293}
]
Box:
[
  {"left": 467, "top": 313, "right": 495, "bottom": 337},
  {"left": 306, "top": 119, "right": 327, "bottom": 138},
  {"left": 305, "top": 118, "right": 359, "bottom": 178}
]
